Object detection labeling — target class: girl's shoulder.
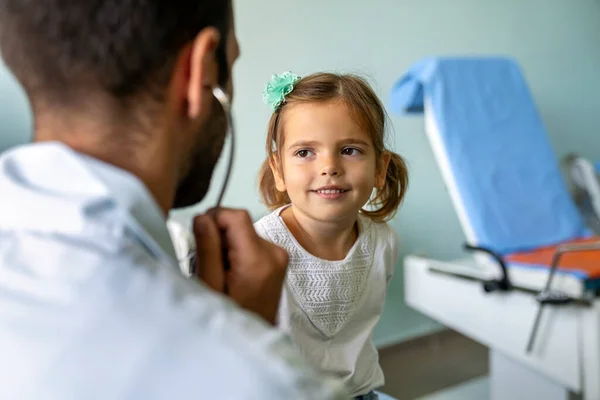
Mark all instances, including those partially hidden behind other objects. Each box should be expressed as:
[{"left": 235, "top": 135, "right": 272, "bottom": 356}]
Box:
[
  {"left": 253, "top": 206, "right": 289, "bottom": 243},
  {"left": 359, "top": 215, "right": 400, "bottom": 262},
  {"left": 359, "top": 215, "right": 398, "bottom": 246}
]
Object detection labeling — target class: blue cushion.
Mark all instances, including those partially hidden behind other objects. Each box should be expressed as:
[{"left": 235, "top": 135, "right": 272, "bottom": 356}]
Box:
[{"left": 390, "top": 57, "right": 590, "bottom": 255}]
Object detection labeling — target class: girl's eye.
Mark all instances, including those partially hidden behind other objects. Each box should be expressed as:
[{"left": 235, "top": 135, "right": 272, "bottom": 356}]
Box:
[
  {"left": 295, "top": 149, "right": 313, "bottom": 158},
  {"left": 342, "top": 147, "right": 361, "bottom": 156}
]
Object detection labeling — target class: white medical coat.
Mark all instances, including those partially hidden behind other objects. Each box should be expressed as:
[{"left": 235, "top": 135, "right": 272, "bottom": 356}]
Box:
[{"left": 0, "top": 141, "right": 348, "bottom": 400}]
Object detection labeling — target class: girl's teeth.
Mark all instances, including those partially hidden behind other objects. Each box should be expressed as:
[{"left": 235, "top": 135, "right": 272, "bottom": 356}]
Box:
[{"left": 318, "top": 189, "right": 343, "bottom": 194}]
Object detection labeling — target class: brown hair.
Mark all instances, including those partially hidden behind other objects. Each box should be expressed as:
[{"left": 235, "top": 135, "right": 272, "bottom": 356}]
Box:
[
  {"left": 0, "top": 0, "right": 231, "bottom": 107},
  {"left": 258, "top": 72, "right": 409, "bottom": 222}
]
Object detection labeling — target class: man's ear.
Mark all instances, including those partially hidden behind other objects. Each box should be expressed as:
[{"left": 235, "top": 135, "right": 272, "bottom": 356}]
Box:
[
  {"left": 269, "top": 155, "right": 286, "bottom": 192},
  {"left": 376, "top": 151, "right": 392, "bottom": 189},
  {"left": 184, "top": 27, "right": 221, "bottom": 119}
]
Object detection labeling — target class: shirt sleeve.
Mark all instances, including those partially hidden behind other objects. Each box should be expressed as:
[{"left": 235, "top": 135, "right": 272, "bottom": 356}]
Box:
[{"left": 129, "top": 283, "right": 350, "bottom": 400}]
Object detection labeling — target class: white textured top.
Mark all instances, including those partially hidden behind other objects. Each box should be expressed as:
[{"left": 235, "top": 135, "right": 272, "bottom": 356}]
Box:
[
  {"left": 254, "top": 206, "right": 400, "bottom": 397},
  {"left": 0, "top": 142, "right": 348, "bottom": 400}
]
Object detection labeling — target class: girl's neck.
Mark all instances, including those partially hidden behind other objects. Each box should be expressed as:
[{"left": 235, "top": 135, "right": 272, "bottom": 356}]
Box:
[{"left": 281, "top": 205, "right": 358, "bottom": 261}]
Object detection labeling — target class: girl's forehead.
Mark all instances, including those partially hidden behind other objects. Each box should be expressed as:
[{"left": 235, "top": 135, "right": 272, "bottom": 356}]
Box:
[{"left": 280, "top": 101, "right": 374, "bottom": 145}]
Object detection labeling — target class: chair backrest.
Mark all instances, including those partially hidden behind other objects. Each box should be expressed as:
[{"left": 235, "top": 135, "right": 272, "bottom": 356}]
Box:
[{"left": 390, "top": 57, "right": 591, "bottom": 255}]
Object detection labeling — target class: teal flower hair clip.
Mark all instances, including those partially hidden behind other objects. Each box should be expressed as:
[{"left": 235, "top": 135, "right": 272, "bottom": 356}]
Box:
[{"left": 263, "top": 71, "right": 301, "bottom": 111}]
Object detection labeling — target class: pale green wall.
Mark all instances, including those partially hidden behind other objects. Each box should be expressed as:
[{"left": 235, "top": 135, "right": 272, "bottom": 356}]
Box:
[
  {"left": 2, "top": 0, "right": 600, "bottom": 347},
  {"left": 0, "top": 61, "right": 32, "bottom": 150}
]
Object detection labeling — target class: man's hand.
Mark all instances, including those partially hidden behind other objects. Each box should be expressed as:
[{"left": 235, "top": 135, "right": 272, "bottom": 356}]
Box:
[{"left": 192, "top": 208, "right": 288, "bottom": 325}]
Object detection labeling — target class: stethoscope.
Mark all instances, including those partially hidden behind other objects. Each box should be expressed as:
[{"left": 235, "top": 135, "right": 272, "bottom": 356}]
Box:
[
  {"left": 184, "top": 86, "right": 235, "bottom": 275},
  {"left": 211, "top": 86, "right": 236, "bottom": 208}
]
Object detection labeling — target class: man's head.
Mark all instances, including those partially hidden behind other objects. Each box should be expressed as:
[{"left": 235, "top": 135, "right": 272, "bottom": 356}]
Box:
[{"left": 0, "top": 0, "right": 240, "bottom": 211}]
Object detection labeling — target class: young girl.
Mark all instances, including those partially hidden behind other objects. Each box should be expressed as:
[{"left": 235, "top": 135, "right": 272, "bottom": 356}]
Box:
[{"left": 255, "top": 71, "right": 409, "bottom": 399}]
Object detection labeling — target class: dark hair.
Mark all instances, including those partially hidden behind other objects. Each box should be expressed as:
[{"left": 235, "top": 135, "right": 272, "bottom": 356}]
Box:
[
  {"left": 258, "top": 72, "right": 409, "bottom": 223},
  {"left": 0, "top": 0, "right": 231, "bottom": 107}
]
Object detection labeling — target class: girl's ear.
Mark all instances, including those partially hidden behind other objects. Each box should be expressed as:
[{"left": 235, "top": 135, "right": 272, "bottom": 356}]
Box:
[
  {"left": 269, "top": 155, "right": 286, "bottom": 192},
  {"left": 376, "top": 151, "right": 392, "bottom": 189}
]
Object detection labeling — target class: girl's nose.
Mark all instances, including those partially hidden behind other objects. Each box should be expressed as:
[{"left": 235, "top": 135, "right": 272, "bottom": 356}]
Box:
[{"left": 320, "top": 156, "right": 340, "bottom": 176}]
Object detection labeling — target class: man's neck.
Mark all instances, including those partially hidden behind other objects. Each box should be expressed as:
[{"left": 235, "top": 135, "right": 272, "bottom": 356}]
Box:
[
  {"left": 282, "top": 205, "right": 358, "bottom": 261},
  {"left": 33, "top": 111, "right": 178, "bottom": 216}
]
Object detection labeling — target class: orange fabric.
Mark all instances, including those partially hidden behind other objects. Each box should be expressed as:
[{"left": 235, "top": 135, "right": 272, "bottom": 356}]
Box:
[{"left": 505, "top": 237, "right": 600, "bottom": 279}]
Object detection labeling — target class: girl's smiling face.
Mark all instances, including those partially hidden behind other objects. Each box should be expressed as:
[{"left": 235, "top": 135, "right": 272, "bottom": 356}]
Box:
[{"left": 272, "top": 100, "right": 388, "bottom": 223}]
